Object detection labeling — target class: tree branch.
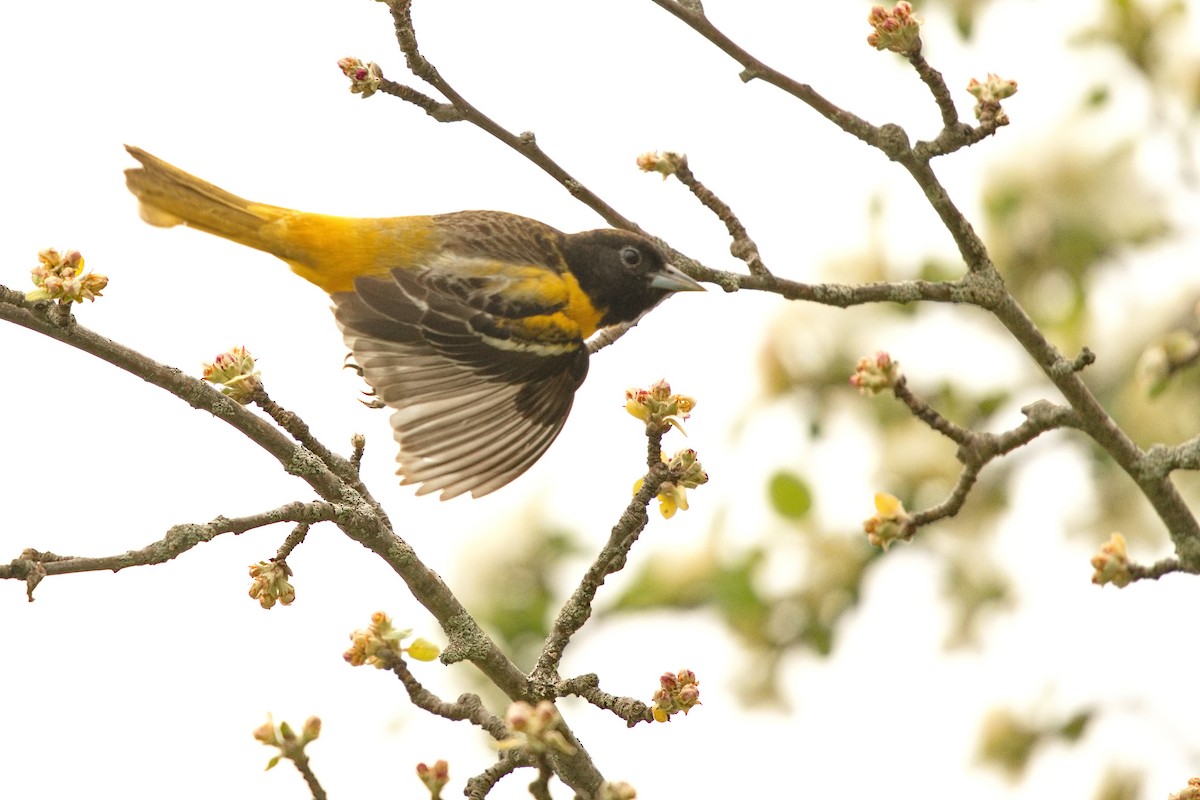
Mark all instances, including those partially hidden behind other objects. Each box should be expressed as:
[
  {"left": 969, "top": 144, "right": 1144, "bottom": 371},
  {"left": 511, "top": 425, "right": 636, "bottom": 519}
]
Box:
[
  {"left": 0, "top": 291, "right": 533, "bottom": 698},
  {"left": 531, "top": 438, "right": 668, "bottom": 686},
  {"left": 1, "top": 501, "right": 337, "bottom": 600},
  {"left": 381, "top": 0, "right": 641, "bottom": 233},
  {"left": 464, "top": 752, "right": 535, "bottom": 800},
  {"left": 557, "top": 674, "right": 654, "bottom": 728},
  {"left": 387, "top": 655, "right": 510, "bottom": 741},
  {"left": 644, "top": 3, "right": 1200, "bottom": 566},
  {"left": 646, "top": 0, "right": 883, "bottom": 147}
]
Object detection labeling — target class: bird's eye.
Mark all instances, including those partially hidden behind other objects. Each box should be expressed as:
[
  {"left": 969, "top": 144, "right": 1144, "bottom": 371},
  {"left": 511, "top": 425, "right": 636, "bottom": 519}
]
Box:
[{"left": 620, "top": 246, "right": 643, "bottom": 268}]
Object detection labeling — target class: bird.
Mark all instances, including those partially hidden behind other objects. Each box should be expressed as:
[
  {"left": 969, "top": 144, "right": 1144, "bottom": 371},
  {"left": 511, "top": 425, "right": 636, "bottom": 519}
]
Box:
[{"left": 123, "top": 145, "right": 704, "bottom": 499}]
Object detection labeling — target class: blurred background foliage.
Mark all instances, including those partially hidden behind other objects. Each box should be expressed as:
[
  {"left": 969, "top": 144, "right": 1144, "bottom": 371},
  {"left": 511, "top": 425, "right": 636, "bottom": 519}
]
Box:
[{"left": 454, "top": 0, "right": 1200, "bottom": 792}]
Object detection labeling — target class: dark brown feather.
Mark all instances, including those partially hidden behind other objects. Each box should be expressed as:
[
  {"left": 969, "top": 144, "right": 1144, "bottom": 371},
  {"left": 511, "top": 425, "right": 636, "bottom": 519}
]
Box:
[{"left": 334, "top": 265, "right": 587, "bottom": 500}]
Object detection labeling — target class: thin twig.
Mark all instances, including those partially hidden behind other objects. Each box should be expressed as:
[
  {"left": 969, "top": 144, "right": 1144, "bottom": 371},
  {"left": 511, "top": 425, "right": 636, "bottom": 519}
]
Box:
[
  {"left": 383, "top": 0, "right": 641, "bottom": 232},
  {"left": 586, "top": 320, "right": 639, "bottom": 356},
  {"left": 349, "top": 433, "right": 367, "bottom": 473},
  {"left": 290, "top": 753, "right": 327, "bottom": 800},
  {"left": 465, "top": 753, "right": 534, "bottom": 800},
  {"left": 378, "top": 77, "right": 463, "bottom": 121},
  {"left": 908, "top": 52, "right": 960, "bottom": 129},
  {"left": 886, "top": 395, "right": 1082, "bottom": 537},
  {"left": 389, "top": 656, "right": 510, "bottom": 741},
  {"left": 556, "top": 674, "right": 654, "bottom": 728},
  {"left": 1129, "top": 557, "right": 1185, "bottom": 582},
  {"left": 528, "top": 762, "right": 555, "bottom": 800},
  {"left": 892, "top": 376, "right": 972, "bottom": 445},
  {"left": 531, "top": 428, "right": 669, "bottom": 684},
  {"left": 672, "top": 156, "right": 770, "bottom": 276},
  {"left": 254, "top": 389, "right": 373, "bottom": 497},
  {"left": 646, "top": 0, "right": 883, "bottom": 146},
  {"left": 907, "top": 461, "right": 982, "bottom": 531},
  {"left": 276, "top": 523, "right": 312, "bottom": 561}
]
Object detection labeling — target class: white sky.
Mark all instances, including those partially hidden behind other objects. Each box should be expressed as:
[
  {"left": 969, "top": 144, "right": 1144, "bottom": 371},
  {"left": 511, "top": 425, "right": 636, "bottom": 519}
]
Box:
[{"left": 4, "top": 1, "right": 1200, "bottom": 798}]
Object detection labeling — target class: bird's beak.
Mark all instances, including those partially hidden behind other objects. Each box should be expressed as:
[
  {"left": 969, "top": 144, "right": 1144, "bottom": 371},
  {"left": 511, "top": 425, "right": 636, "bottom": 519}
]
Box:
[{"left": 651, "top": 264, "right": 706, "bottom": 293}]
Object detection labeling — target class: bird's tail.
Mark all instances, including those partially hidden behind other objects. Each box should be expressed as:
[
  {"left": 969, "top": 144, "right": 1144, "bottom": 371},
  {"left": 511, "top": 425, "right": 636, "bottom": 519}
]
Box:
[
  {"left": 123, "top": 145, "right": 311, "bottom": 262},
  {"left": 124, "top": 145, "right": 440, "bottom": 294}
]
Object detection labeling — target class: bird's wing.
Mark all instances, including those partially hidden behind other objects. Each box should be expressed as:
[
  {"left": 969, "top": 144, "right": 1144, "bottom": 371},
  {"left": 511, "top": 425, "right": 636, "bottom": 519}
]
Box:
[{"left": 333, "top": 262, "right": 589, "bottom": 500}]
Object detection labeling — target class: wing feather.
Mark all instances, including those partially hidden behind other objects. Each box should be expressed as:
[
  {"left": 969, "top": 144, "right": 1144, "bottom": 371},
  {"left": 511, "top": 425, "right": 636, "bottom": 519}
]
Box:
[{"left": 333, "top": 263, "right": 588, "bottom": 499}]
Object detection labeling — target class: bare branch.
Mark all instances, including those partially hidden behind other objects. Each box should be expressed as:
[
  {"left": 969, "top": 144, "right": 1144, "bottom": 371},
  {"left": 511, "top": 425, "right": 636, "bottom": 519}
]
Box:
[
  {"left": 887, "top": 394, "right": 1083, "bottom": 536},
  {"left": 531, "top": 426, "right": 671, "bottom": 685},
  {"left": 989, "top": 400, "right": 1083, "bottom": 455},
  {"left": 557, "top": 674, "right": 654, "bottom": 728},
  {"left": 0, "top": 288, "right": 536, "bottom": 693},
  {"left": 465, "top": 753, "right": 535, "bottom": 800},
  {"left": 292, "top": 753, "right": 327, "bottom": 800},
  {"left": 892, "top": 375, "right": 973, "bottom": 445},
  {"left": 643, "top": 4, "right": 1200, "bottom": 565},
  {"left": 681, "top": 267, "right": 965, "bottom": 303},
  {"left": 378, "top": 76, "right": 463, "bottom": 121},
  {"left": 1, "top": 501, "right": 338, "bottom": 599},
  {"left": 528, "top": 762, "right": 555, "bottom": 800},
  {"left": 381, "top": 0, "right": 641, "bottom": 232},
  {"left": 349, "top": 433, "right": 367, "bottom": 473},
  {"left": 253, "top": 389, "right": 376, "bottom": 503},
  {"left": 1128, "top": 557, "right": 1185, "bottom": 582},
  {"left": 908, "top": 52, "right": 960, "bottom": 129},
  {"left": 647, "top": 0, "right": 882, "bottom": 146},
  {"left": 275, "top": 523, "right": 312, "bottom": 562},
  {"left": 386, "top": 655, "right": 510, "bottom": 741},
  {"left": 670, "top": 155, "right": 769, "bottom": 277},
  {"left": 3, "top": 286, "right": 659, "bottom": 796},
  {"left": 907, "top": 461, "right": 983, "bottom": 531},
  {"left": 586, "top": 320, "right": 639, "bottom": 356}
]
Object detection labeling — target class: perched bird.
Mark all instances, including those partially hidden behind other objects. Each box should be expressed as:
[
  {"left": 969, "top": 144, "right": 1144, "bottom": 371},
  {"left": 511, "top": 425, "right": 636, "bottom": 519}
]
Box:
[{"left": 124, "top": 146, "right": 703, "bottom": 499}]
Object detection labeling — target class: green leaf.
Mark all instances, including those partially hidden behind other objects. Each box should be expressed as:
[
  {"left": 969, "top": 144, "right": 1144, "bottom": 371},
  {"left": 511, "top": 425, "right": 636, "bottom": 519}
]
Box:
[
  {"left": 1058, "top": 708, "right": 1094, "bottom": 742},
  {"left": 768, "top": 471, "right": 812, "bottom": 520}
]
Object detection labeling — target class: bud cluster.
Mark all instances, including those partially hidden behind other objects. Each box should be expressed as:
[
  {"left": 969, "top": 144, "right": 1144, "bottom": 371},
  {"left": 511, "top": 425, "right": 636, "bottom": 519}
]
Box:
[
  {"left": 252, "top": 714, "right": 321, "bottom": 770},
  {"left": 849, "top": 351, "right": 901, "bottom": 396},
  {"left": 28, "top": 248, "right": 107, "bottom": 304},
  {"left": 967, "top": 73, "right": 1018, "bottom": 124},
  {"left": 343, "top": 611, "right": 440, "bottom": 668},
  {"left": 657, "top": 449, "right": 710, "bottom": 519},
  {"left": 248, "top": 560, "right": 295, "bottom": 609},
  {"left": 1090, "top": 533, "right": 1131, "bottom": 588},
  {"left": 636, "top": 151, "right": 686, "bottom": 181},
  {"left": 866, "top": 2, "right": 922, "bottom": 56},
  {"left": 625, "top": 379, "right": 695, "bottom": 433},
  {"left": 202, "top": 346, "right": 262, "bottom": 404},
  {"left": 416, "top": 759, "right": 450, "bottom": 799},
  {"left": 337, "top": 56, "right": 383, "bottom": 98},
  {"left": 627, "top": 381, "right": 707, "bottom": 518},
  {"left": 652, "top": 668, "right": 701, "bottom": 723},
  {"left": 863, "top": 492, "right": 912, "bottom": 550}
]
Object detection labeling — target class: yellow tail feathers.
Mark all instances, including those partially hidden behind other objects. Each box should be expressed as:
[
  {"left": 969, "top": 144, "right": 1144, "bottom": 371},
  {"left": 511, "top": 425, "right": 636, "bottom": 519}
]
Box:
[
  {"left": 124, "top": 145, "right": 439, "bottom": 293},
  {"left": 124, "top": 145, "right": 293, "bottom": 252}
]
